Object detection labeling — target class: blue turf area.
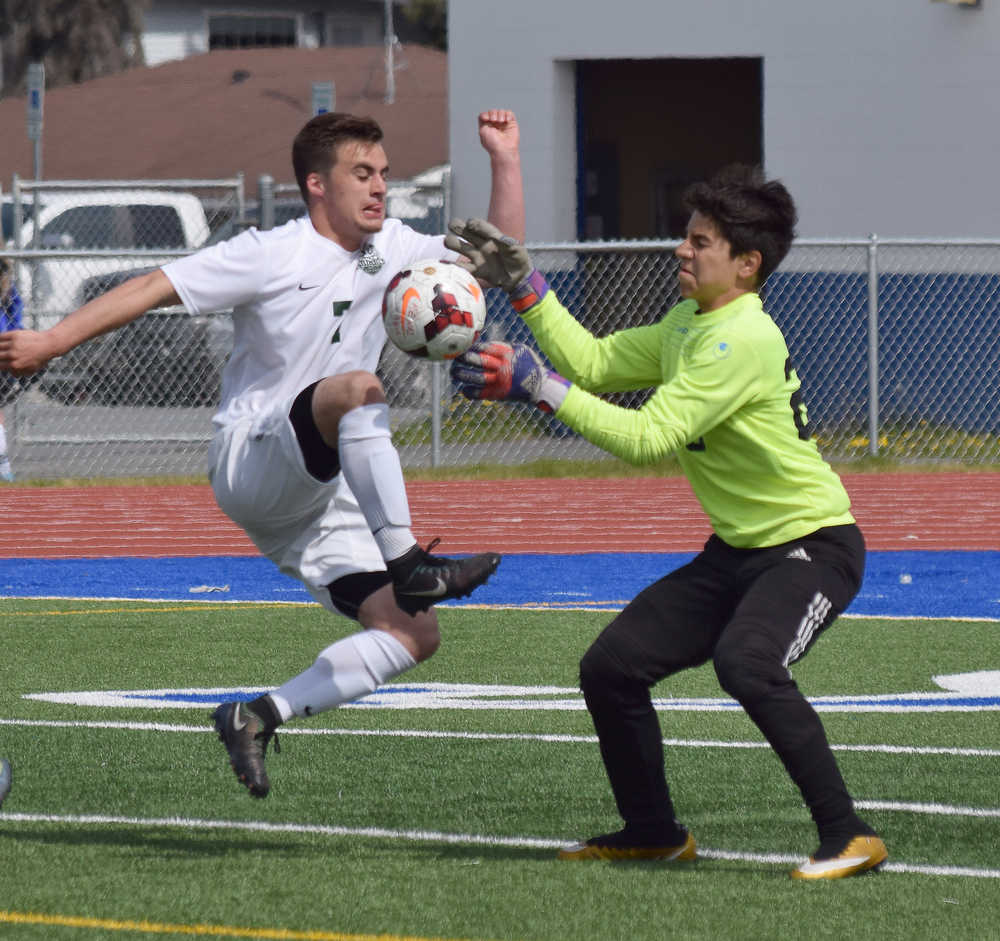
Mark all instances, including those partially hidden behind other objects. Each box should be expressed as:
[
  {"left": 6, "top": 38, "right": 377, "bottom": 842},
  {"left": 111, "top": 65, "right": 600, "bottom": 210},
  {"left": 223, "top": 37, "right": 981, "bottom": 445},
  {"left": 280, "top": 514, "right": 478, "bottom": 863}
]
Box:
[{"left": 1, "top": 551, "right": 998, "bottom": 620}]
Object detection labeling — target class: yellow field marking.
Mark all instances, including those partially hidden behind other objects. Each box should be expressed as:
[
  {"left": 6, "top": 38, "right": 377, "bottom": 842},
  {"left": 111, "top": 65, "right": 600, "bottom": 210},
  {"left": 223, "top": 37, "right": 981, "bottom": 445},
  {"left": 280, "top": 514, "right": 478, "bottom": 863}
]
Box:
[{"left": 0, "top": 910, "right": 489, "bottom": 941}]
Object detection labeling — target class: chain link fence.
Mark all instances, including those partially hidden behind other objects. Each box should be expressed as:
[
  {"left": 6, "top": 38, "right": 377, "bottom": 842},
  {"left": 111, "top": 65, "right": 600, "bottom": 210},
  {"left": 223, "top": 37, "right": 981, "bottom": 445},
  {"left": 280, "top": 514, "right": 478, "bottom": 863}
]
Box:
[{"left": 2, "top": 177, "right": 999, "bottom": 479}]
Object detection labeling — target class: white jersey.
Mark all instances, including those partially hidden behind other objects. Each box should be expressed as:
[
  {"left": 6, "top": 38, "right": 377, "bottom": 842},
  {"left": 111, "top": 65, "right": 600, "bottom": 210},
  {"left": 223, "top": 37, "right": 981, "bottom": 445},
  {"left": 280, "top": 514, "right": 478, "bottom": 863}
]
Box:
[{"left": 162, "top": 216, "right": 450, "bottom": 429}]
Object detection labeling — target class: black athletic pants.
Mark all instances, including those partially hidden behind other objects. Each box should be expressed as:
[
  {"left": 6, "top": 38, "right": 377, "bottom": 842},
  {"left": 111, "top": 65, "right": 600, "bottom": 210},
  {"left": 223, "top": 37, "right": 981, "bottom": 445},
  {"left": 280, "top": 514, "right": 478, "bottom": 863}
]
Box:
[{"left": 578, "top": 523, "right": 866, "bottom": 840}]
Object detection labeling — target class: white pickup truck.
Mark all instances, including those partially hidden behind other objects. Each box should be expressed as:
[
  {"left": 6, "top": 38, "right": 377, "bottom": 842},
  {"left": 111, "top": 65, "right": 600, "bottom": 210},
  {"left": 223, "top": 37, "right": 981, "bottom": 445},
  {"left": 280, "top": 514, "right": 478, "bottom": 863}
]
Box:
[
  {"left": 7, "top": 190, "right": 223, "bottom": 405},
  {"left": 11, "top": 189, "right": 211, "bottom": 330}
]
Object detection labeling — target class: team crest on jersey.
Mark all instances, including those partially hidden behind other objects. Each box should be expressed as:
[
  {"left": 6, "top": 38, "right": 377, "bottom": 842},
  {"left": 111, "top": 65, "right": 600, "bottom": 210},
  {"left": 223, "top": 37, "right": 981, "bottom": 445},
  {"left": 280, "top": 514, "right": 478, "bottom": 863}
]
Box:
[
  {"left": 358, "top": 244, "right": 384, "bottom": 274},
  {"left": 713, "top": 341, "right": 732, "bottom": 360}
]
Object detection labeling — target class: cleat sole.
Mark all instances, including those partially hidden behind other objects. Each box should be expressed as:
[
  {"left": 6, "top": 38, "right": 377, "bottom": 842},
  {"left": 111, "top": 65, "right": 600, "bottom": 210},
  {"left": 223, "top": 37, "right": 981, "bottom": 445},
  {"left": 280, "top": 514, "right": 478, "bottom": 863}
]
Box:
[
  {"left": 558, "top": 831, "right": 696, "bottom": 862},
  {"left": 791, "top": 836, "right": 888, "bottom": 880}
]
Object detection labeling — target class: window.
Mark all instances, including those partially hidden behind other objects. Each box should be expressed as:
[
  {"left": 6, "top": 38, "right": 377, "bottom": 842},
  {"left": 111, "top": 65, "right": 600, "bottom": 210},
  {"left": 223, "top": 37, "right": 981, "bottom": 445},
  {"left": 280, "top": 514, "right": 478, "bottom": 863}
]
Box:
[
  {"left": 41, "top": 206, "right": 119, "bottom": 249},
  {"left": 209, "top": 14, "right": 297, "bottom": 50},
  {"left": 40, "top": 205, "right": 186, "bottom": 250},
  {"left": 129, "top": 205, "right": 186, "bottom": 249}
]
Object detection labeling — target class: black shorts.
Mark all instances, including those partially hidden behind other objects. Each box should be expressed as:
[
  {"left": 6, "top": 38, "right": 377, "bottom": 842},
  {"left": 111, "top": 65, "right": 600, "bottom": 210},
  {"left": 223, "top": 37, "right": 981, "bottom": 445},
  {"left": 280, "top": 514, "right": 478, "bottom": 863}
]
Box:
[
  {"left": 289, "top": 380, "right": 340, "bottom": 482},
  {"left": 289, "top": 381, "right": 394, "bottom": 619},
  {"left": 592, "top": 523, "right": 866, "bottom": 685}
]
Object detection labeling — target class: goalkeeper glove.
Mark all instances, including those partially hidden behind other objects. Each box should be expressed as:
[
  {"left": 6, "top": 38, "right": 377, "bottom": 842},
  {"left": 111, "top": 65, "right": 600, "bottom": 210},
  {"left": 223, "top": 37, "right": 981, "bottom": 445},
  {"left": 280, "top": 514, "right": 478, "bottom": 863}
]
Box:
[
  {"left": 445, "top": 218, "right": 550, "bottom": 313},
  {"left": 450, "top": 341, "right": 570, "bottom": 414}
]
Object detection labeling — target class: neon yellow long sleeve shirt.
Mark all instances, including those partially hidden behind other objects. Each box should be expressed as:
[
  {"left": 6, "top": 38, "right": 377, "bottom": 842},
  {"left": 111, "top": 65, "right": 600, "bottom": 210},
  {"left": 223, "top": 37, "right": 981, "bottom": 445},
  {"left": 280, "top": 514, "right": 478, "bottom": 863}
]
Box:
[{"left": 520, "top": 289, "right": 854, "bottom": 547}]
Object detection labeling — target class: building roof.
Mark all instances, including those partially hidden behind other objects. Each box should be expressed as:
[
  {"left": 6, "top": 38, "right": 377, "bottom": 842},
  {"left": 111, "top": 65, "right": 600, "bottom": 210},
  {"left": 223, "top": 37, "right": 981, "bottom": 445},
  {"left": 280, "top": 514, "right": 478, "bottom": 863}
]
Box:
[{"left": 0, "top": 45, "right": 447, "bottom": 189}]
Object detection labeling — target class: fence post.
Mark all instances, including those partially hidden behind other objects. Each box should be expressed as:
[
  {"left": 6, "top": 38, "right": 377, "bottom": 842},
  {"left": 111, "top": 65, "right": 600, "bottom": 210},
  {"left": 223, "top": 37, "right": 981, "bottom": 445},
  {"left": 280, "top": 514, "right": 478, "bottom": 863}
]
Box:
[
  {"left": 442, "top": 166, "right": 451, "bottom": 230},
  {"left": 866, "top": 233, "right": 880, "bottom": 456},
  {"left": 234, "top": 171, "right": 246, "bottom": 228},
  {"left": 258, "top": 174, "right": 275, "bottom": 230},
  {"left": 11, "top": 174, "right": 23, "bottom": 248},
  {"left": 430, "top": 362, "right": 442, "bottom": 467}
]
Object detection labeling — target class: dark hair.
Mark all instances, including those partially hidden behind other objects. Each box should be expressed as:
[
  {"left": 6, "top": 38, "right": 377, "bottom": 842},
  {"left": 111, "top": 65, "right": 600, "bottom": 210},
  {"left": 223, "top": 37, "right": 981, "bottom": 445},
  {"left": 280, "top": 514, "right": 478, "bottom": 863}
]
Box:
[
  {"left": 291, "top": 112, "right": 384, "bottom": 202},
  {"left": 682, "top": 165, "right": 797, "bottom": 285}
]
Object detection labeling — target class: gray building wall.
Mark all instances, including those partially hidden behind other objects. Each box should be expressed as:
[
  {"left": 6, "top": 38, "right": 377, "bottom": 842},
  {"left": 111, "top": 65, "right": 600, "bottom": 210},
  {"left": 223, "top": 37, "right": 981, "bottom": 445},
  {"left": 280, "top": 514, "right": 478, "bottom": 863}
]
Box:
[{"left": 448, "top": 0, "right": 1000, "bottom": 240}]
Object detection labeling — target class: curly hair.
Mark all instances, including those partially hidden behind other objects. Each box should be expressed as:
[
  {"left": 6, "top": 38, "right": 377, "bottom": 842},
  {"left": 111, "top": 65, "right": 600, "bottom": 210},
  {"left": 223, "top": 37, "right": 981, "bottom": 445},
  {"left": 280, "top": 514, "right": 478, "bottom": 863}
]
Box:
[
  {"left": 682, "top": 165, "right": 797, "bottom": 285},
  {"left": 291, "top": 113, "right": 384, "bottom": 202}
]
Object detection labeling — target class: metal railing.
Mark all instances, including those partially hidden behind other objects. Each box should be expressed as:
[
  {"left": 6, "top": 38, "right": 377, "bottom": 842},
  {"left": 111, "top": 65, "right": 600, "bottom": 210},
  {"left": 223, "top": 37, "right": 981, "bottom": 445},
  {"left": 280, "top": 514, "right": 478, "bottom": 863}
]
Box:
[{"left": 3, "top": 186, "right": 998, "bottom": 478}]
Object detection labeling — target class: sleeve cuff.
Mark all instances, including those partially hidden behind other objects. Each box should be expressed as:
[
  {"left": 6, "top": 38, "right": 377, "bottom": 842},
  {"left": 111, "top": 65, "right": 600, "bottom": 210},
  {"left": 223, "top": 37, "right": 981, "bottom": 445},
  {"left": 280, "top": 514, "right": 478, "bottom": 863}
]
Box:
[{"left": 510, "top": 269, "right": 550, "bottom": 313}]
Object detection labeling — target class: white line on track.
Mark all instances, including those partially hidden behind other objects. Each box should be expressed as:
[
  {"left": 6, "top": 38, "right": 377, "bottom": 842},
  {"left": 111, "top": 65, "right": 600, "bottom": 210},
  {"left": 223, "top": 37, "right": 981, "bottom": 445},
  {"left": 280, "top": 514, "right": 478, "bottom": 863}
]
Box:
[
  {"left": 5, "top": 718, "right": 999, "bottom": 821},
  {"left": 5, "top": 596, "right": 1000, "bottom": 622},
  {"left": 856, "top": 799, "right": 1000, "bottom": 818},
  {"left": 2, "top": 716, "right": 999, "bottom": 758},
  {"left": 1, "top": 811, "right": 998, "bottom": 880}
]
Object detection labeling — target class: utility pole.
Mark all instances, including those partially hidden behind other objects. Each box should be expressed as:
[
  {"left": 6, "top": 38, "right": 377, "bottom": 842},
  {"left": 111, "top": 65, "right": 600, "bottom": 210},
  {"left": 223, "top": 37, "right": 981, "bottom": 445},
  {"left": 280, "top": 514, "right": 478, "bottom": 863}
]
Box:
[
  {"left": 26, "top": 61, "right": 44, "bottom": 180},
  {"left": 384, "top": 0, "right": 395, "bottom": 104}
]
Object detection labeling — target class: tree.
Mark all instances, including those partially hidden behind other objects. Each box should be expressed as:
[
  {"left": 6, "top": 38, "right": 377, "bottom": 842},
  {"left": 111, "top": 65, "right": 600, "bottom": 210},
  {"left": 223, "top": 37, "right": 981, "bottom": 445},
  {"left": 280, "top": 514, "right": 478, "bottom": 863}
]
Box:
[{"left": 0, "top": 0, "right": 149, "bottom": 97}]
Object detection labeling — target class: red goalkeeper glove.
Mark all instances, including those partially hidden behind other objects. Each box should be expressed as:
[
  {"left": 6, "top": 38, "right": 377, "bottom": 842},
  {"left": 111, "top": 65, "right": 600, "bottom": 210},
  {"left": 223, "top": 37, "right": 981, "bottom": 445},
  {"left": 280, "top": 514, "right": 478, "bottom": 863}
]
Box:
[{"left": 450, "top": 341, "right": 569, "bottom": 414}]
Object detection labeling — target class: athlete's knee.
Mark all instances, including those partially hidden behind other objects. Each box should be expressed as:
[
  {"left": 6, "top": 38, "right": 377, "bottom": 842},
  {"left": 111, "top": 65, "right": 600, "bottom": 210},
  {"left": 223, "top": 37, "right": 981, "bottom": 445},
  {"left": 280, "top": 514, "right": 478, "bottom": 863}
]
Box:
[
  {"left": 330, "top": 371, "right": 386, "bottom": 409},
  {"left": 713, "top": 629, "right": 787, "bottom": 706},
  {"left": 398, "top": 622, "right": 440, "bottom": 662},
  {"left": 579, "top": 637, "right": 645, "bottom": 708},
  {"left": 311, "top": 372, "right": 387, "bottom": 438},
  {"left": 357, "top": 585, "right": 441, "bottom": 661},
  {"left": 373, "top": 615, "right": 440, "bottom": 663}
]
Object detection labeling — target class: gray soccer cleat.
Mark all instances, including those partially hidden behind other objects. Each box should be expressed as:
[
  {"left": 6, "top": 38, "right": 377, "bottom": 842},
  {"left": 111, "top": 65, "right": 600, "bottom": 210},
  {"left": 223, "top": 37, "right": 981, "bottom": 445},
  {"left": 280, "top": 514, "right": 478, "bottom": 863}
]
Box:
[{"left": 211, "top": 702, "right": 279, "bottom": 798}]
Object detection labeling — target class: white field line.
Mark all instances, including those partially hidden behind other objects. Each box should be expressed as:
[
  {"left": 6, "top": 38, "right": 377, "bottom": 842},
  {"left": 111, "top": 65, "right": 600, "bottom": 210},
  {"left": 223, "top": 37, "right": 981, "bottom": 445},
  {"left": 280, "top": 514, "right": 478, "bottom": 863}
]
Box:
[
  {"left": 856, "top": 799, "right": 1000, "bottom": 819},
  {"left": 1, "top": 811, "right": 998, "bottom": 881},
  {"left": 2, "top": 716, "right": 999, "bottom": 759},
  {"left": 4, "top": 717, "right": 1000, "bottom": 821},
  {"left": 4, "top": 595, "right": 1000, "bottom": 623}
]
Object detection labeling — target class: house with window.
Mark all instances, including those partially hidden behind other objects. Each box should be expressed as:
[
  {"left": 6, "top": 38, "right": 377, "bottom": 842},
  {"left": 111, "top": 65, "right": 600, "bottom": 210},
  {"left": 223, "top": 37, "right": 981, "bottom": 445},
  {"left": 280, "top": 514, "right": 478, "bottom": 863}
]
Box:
[{"left": 141, "top": 0, "right": 418, "bottom": 66}]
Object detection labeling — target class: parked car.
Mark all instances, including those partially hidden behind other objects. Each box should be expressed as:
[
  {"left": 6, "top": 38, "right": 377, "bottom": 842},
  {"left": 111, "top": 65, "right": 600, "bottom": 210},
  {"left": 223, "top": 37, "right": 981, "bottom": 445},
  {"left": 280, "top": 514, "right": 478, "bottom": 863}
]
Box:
[
  {"left": 11, "top": 189, "right": 211, "bottom": 331},
  {"left": 39, "top": 267, "right": 233, "bottom": 407},
  {"left": 5, "top": 189, "right": 216, "bottom": 405}
]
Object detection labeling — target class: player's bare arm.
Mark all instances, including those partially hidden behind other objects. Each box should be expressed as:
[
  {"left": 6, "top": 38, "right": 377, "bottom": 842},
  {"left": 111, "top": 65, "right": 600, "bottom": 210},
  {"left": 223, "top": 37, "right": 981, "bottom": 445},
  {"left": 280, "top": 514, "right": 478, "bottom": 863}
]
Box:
[
  {"left": 479, "top": 109, "right": 525, "bottom": 242},
  {"left": 0, "top": 268, "right": 180, "bottom": 376}
]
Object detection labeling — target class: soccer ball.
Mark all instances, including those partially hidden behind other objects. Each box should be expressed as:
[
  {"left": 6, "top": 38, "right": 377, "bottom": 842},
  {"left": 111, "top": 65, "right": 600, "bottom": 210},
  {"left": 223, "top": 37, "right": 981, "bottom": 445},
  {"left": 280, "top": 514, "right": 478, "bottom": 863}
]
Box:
[{"left": 381, "top": 259, "right": 486, "bottom": 360}]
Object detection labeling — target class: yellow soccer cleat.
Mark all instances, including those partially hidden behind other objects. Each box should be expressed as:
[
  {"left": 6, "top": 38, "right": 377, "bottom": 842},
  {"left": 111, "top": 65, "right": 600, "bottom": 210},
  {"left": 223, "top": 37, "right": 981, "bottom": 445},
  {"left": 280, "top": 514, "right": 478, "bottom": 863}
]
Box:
[
  {"left": 791, "top": 835, "right": 888, "bottom": 880},
  {"left": 558, "top": 828, "right": 697, "bottom": 862}
]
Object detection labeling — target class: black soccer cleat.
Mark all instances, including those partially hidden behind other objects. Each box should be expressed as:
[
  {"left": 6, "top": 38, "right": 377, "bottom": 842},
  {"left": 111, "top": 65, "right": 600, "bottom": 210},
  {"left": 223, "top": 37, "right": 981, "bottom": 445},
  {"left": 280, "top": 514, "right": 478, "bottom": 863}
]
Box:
[
  {"left": 388, "top": 538, "right": 501, "bottom": 614},
  {"left": 211, "top": 701, "right": 279, "bottom": 798}
]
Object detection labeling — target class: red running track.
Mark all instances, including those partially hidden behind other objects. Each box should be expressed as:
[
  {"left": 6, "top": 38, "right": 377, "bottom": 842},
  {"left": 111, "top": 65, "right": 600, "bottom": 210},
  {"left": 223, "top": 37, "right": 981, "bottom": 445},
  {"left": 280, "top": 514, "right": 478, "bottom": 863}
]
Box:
[{"left": 0, "top": 473, "right": 997, "bottom": 557}]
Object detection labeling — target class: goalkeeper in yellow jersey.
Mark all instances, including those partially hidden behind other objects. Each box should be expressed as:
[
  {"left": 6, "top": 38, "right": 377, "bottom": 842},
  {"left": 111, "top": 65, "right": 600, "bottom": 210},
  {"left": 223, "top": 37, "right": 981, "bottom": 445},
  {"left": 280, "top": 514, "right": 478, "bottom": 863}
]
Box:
[{"left": 446, "top": 166, "right": 886, "bottom": 881}]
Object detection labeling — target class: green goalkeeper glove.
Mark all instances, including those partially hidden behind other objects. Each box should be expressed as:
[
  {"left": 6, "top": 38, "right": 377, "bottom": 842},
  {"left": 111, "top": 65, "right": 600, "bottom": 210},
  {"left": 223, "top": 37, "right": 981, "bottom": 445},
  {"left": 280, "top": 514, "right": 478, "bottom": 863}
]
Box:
[{"left": 445, "top": 218, "right": 550, "bottom": 312}]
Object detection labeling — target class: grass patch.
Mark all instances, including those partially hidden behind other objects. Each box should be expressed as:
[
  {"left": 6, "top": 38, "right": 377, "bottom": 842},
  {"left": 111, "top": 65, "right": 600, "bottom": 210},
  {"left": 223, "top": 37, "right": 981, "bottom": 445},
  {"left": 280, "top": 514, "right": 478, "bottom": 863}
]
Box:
[{"left": 1, "top": 599, "right": 997, "bottom": 940}]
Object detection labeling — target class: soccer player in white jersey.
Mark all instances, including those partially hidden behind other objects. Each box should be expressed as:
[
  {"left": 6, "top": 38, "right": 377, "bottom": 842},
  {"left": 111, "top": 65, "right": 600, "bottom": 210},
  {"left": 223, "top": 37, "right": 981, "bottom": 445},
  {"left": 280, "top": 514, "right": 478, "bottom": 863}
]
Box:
[
  {"left": 0, "top": 109, "right": 524, "bottom": 799},
  {"left": 445, "top": 166, "right": 886, "bottom": 880}
]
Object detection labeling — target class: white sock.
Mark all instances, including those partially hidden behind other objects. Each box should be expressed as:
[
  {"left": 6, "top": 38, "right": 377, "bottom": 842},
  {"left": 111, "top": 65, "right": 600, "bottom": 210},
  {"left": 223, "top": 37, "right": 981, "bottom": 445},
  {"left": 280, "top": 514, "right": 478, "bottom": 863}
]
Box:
[
  {"left": 338, "top": 402, "right": 415, "bottom": 561},
  {"left": 268, "top": 630, "right": 416, "bottom": 721}
]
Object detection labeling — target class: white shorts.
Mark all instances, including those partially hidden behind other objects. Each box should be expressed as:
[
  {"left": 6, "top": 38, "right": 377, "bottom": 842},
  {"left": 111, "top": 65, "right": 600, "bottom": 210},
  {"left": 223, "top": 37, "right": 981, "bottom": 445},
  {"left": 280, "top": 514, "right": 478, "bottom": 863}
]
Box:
[{"left": 208, "top": 395, "right": 385, "bottom": 612}]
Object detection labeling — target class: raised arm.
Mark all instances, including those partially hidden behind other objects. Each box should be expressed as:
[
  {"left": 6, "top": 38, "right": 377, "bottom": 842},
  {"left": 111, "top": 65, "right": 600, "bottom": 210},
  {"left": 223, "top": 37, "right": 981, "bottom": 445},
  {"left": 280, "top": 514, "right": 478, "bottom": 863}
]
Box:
[
  {"left": 478, "top": 109, "right": 525, "bottom": 243},
  {"left": 0, "top": 269, "right": 179, "bottom": 377}
]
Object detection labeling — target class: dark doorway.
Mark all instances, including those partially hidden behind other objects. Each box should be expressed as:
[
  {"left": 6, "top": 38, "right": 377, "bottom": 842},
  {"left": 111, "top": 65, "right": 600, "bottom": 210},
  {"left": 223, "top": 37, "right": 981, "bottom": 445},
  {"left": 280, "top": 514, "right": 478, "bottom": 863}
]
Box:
[{"left": 577, "top": 58, "right": 763, "bottom": 240}]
